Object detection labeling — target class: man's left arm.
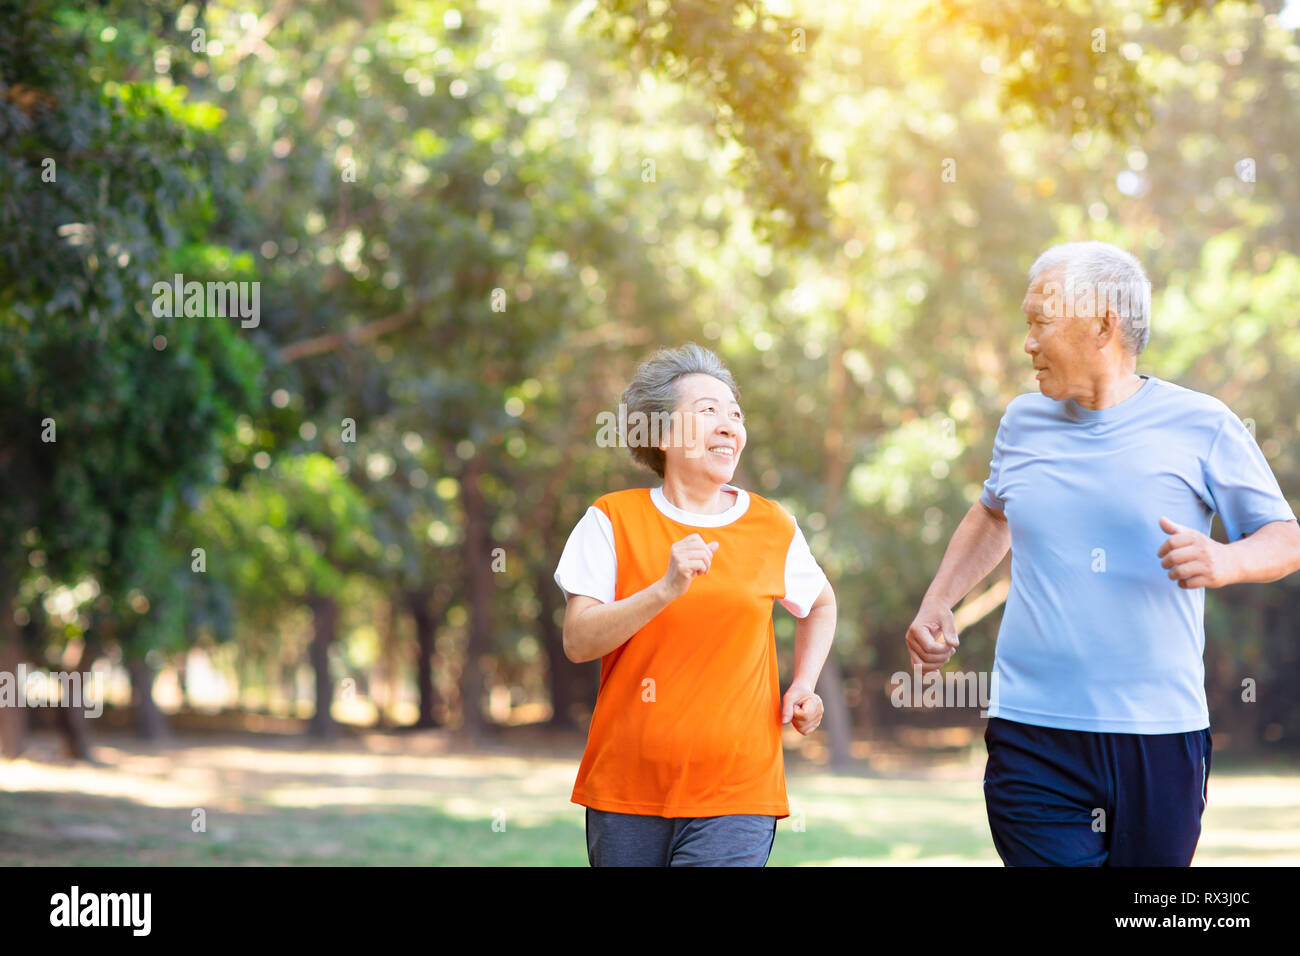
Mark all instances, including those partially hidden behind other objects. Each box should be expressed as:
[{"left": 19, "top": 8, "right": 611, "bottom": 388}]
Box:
[
  {"left": 1160, "top": 517, "right": 1300, "bottom": 588},
  {"left": 1165, "top": 408, "right": 1300, "bottom": 588}
]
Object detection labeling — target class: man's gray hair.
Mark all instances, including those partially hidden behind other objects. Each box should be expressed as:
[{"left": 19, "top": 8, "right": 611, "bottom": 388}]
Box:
[
  {"left": 1028, "top": 241, "right": 1153, "bottom": 355},
  {"left": 621, "top": 343, "right": 740, "bottom": 477}
]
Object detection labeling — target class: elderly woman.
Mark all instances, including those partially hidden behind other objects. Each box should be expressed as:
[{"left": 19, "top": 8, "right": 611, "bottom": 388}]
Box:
[{"left": 554, "top": 343, "right": 837, "bottom": 867}]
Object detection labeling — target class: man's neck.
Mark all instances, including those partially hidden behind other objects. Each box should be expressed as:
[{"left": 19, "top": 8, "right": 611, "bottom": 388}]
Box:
[{"left": 1075, "top": 368, "right": 1144, "bottom": 410}]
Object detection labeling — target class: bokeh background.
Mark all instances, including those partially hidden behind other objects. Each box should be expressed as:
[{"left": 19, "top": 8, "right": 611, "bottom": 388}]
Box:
[{"left": 2, "top": 0, "right": 1299, "bottom": 864}]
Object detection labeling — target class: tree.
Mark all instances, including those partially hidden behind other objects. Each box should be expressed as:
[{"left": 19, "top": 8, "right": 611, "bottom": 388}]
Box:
[{"left": 0, "top": 0, "right": 262, "bottom": 757}]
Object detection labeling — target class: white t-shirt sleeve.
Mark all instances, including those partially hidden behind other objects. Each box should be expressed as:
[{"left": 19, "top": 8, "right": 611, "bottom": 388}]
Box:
[
  {"left": 554, "top": 506, "right": 617, "bottom": 604},
  {"left": 778, "top": 519, "right": 829, "bottom": 618}
]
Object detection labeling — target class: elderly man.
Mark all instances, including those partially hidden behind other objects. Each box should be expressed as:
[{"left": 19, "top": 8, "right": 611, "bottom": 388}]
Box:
[{"left": 906, "top": 240, "right": 1300, "bottom": 866}]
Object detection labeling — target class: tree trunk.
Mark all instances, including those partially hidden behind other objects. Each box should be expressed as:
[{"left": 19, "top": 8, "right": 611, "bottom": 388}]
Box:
[
  {"left": 306, "top": 593, "right": 339, "bottom": 738},
  {"left": 250, "top": 649, "right": 268, "bottom": 714},
  {"left": 814, "top": 331, "right": 858, "bottom": 771},
  {"left": 460, "top": 453, "right": 491, "bottom": 741},
  {"left": 0, "top": 566, "right": 26, "bottom": 759},
  {"left": 178, "top": 613, "right": 197, "bottom": 710},
  {"left": 409, "top": 589, "right": 442, "bottom": 729},
  {"left": 54, "top": 644, "right": 98, "bottom": 761},
  {"left": 55, "top": 693, "right": 95, "bottom": 760},
  {"left": 127, "top": 655, "right": 169, "bottom": 741},
  {"left": 815, "top": 652, "right": 854, "bottom": 772},
  {"left": 176, "top": 656, "right": 189, "bottom": 711},
  {"left": 374, "top": 600, "right": 392, "bottom": 728},
  {"left": 538, "top": 567, "right": 583, "bottom": 729},
  {"left": 281, "top": 653, "right": 297, "bottom": 717},
  {"left": 238, "top": 642, "right": 255, "bottom": 712}
]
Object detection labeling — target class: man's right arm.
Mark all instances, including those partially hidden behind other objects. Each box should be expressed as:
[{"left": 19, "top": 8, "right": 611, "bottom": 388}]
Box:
[{"left": 905, "top": 501, "right": 1011, "bottom": 671}]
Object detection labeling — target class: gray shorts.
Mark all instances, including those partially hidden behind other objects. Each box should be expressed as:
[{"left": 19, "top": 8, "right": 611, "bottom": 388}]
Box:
[{"left": 585, "top": 807, "right": 778, "bottom": 867}]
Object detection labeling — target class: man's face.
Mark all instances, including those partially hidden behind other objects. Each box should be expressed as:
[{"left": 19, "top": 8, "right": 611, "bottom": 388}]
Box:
[{"left": 1022, "top": 264, "right": 1101, "bottom": 401}]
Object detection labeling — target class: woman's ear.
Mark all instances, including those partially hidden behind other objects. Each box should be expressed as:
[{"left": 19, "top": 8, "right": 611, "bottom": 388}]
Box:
[{"left": 657, "top": 411, "right": 674, "bottom": 454}]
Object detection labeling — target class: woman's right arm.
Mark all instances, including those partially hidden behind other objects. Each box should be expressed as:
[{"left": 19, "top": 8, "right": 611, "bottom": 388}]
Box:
[
  {"left": 562, "top": 586, "right": 673, "bottom": 664},
  {"left": 563, "top": 533, "right": 718, "bottom": 663}
]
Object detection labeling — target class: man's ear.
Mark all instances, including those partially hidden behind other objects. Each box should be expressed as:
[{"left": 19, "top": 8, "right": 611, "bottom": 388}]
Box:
[{"left": 1096, "top": 303, "right": 1122, "bottom": 349}]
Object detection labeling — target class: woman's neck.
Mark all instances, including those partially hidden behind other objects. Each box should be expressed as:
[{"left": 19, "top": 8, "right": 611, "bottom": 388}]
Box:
[{"left": 661, "top": 472, "right": 734, "bottom": 514}]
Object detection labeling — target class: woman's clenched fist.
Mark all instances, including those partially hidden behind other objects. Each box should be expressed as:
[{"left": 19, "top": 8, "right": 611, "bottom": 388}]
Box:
[{"left": 659, "top": 533, "right": 721, "bottom": 601}]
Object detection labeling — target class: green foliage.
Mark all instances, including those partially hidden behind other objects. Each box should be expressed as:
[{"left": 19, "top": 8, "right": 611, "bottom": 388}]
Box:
[
  {"left": 194, "top": 453, "right": 380, "bottom": 608},
  {"left": 6, "top": 0, "right": 1299, "bottom": 746},
  {"left": 589, "top": 0, "right": 833, "bottom": 250},
  {"left": 934, "top": 0, "right": 1152, "bottom": 137},
  {"left": 0, "top": 0, "right": 262, "bottom": 650}
]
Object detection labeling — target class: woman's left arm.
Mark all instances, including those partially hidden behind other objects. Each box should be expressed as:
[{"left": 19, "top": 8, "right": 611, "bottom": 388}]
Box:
[{"left": 783, "top": 582, "right": 836, "bottom": 734}]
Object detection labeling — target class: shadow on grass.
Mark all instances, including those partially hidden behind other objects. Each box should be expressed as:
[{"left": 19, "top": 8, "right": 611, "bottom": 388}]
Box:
[
  {"left": 0, "top": 790, "right": 587, "bottom": 866},
  {"left": 3, "top": 787, "right": 1295, "bottom": 866},
  {"left": 1, "top": 787, "right": 989, "bottom": 866}
]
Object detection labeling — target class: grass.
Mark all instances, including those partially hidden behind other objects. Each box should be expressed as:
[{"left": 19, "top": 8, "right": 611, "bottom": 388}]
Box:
[{"left": 3, "top": 724, "right": 1298, "bottom": 866}]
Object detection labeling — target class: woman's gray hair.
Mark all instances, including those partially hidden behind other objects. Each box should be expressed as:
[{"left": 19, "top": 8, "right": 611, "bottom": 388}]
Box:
[
  {"left": 620, "top": 343, "right": 740, "bottom": 478},
  {"left": 1028, "top": 240, "right": 1153, "bottom": 355}
]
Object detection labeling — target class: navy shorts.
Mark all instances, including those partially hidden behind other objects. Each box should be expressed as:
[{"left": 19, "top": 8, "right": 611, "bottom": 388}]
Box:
[
  {"left": 983, "top": 716, "right": 1212, "bottom": 866},
  {"left": 585, "top": 807, "right": 778, "bottom": 867}
]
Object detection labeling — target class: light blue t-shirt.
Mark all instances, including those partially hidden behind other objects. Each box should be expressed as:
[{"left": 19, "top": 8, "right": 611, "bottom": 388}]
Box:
[{"left": 979, "top": 374, "right": 1296, "bottom": 733}]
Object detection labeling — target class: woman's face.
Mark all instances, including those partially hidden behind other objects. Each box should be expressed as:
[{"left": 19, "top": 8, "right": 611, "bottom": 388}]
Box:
[{"left": 660, "top": 373, "right": 746, "bottom": 484}]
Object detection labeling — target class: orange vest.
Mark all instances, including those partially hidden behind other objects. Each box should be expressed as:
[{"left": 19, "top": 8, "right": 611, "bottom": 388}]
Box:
[{"left": 571, "top": 488, "right": 795, "bottom": 818}]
